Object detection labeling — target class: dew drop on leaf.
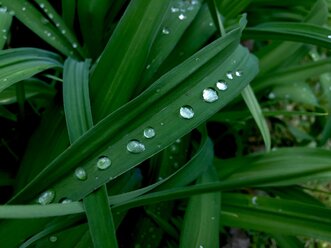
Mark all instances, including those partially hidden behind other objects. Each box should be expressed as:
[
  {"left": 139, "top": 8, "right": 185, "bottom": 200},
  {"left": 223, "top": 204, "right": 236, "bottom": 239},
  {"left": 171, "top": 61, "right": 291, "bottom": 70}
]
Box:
[
  {"left": 37, "top": 190, "right": 55, "bottom": 205},
  {"left": 144, "top": 127, "right": 156, "bottom": 139},
  {"left": 61, "top": 198, "right": 72, "bottom": 204},
  {"left": 216, "top": 80, "right": 228, "bottom": 91},
  {"left": 49, "top": 236, "right": 57, "bottom": 242},
  {"left": 178, "top": 13, "right": 186, "bottom": 20},
  {"left": 235, "top": 70, "right": 243, "bottom": 77},
  {"left": 74, "top": 167, "right": 87, "bottom": 180},
  {"left": 97, "top": 156, "right": 112, "bottom": 170},
  {"left": 202, "top": 88, "right": 218, "bottom": 103},
  {"left": 162, "top": 27, "right": 170, "bottom": 35},
  {"left": 180, "top": 105, "right": 194, "bottom": 119},
  {"left": 226, "top": 72, "right": 234, "bottom": 80},
  {"left": 127, "top": 140, "right": 145, "bottom": 154}
]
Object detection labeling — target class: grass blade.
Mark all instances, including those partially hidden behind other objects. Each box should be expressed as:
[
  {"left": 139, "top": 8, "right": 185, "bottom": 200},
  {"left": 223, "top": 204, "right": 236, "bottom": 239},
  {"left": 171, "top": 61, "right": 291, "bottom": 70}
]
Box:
[
  {"left": 0, "top": 7, "right": 12, "bottom": 49},
  {"left": 241, "top": 85, "right": 271, "bottom": 151},
  {"left": 63, "top": 58, "right": 118, "bottom": 247},
  {"left": 244, "top": 22, "right": 331, "bottom": 49},
  {"left": 0, "top": 48, "right": 62, "bottom": 93}
]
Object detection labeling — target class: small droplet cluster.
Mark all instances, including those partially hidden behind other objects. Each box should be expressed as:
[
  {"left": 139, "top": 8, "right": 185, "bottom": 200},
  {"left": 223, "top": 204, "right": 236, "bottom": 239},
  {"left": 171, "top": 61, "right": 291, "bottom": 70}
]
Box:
[{"left": 170, "top": 0, "right": 201, "bottom": 21}]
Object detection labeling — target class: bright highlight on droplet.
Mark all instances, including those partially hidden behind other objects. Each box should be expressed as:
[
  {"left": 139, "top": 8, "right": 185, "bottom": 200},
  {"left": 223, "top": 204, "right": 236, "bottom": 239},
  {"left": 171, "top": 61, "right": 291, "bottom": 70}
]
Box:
[
  {"left": 179, "top": 106, "right": 194, "bottom": 119},
  {"left": 162, "top": 27, "right": 170, "bottom": 35},
  {"left": 49, "top": 236, "right": 57, "bottom": 242},
  {"left": 226, "top": 72, "right": 234, "bottom": 80},
  {"left": 74, "top": 167, "right": 87, "bottom": 180},
  {"left": 127, "top": 140, "right": 146, "bottom": 154},
  {"left": 216, "top": 80, "right": 228, "bottom": 91},
  {"left": 178, "top": 13, "right": 186, "bottom": 20},
  {"left": 235, "top": 70, "right": 243, "bottom": 77},
  {"left": 97, "top": 156, "right": 112, "bottom": 170},
  {"left": 144, "top": 127, "right": 156, "bottom": 139},
  {"left": 202, "top": 88, "right": 218, "bottom": 103},
  {"left": 37, "top": 190, "right": 55, "bottom": 205}
]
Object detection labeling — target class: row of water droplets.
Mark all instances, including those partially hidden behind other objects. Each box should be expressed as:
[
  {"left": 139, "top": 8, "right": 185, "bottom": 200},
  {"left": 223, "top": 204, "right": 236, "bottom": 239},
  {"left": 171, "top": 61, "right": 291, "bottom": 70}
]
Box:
[
  {"left": 179, "top": 69, "right": 243, "bottom": 120},
  {"left": 37, "top": 127, "right": 156, "bottom": 204},
  {"left": 37, "top": 67, "right": 242, "bottom": 205}
]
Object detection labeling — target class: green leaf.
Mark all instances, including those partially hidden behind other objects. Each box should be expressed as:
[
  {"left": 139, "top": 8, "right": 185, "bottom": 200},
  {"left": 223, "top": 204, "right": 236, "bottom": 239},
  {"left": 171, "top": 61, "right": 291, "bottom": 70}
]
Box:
[
  {"left": 180, "top": 166, "right": 220, "bottom": 248},
  {"left": 0, "top": 7, "right": 12, "bottom": 49},
  {"left": 0, "top": 48, "right": 62, "bottom": 93},
  {"left": 63, "top": 57, "right": 118, "bottom": 248},
  {"left": 241, "top": 85, "right": 271, "bottom": 151},
  {"left": 221, "top": 193, "right": 331, "bottom": 241},
  {"left": 1, "top": 0, "right": 81, "bottom": 57},
  {"left": 83, "top": 187, "right": 118, "bottom": 248},
  {"left": 9, "top": 19, "right": 258, "bottom": 204},
  {"left": 63, "top": 58, "right": 93, "bottom": 143},
  {"left": 244, "top": 22, "right": 331, "bottom": 49},
  {"left": 90, "top": 0, "right": 171, "bottom": 121}
]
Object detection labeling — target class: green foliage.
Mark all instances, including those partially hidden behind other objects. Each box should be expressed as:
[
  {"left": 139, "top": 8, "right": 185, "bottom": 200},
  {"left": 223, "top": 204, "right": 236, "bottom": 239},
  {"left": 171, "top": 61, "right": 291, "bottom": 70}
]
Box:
[{"left": 0, "top": 0, "right": 331, "bottom": 247}]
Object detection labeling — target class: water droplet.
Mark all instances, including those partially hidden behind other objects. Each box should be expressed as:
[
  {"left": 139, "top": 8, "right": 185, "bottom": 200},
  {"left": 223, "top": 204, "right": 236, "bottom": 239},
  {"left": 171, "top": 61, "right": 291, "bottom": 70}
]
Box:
[
  {"left": 61, "top": 29, "right": 66, "bottom": 34},
  {"left": 252, "top": 196, "right": 257, "bottom": 205},
  {"left": 40, "top": 3, "right": 45, "bottom": 8},
  {"left": 2, "top": 35, "right": 7, "bottom": 40},
  {"left": 37, "top": 190, "right": 55, "bottom": 205},
  {"left": 160, "top": 122, "right": 164, "bottom": 126},
  {"left": 178, "top": 13, "right": 186, "bottom": 20},
  {"left": 61, "top": 198, "right": 72, "bottom": 204},
  {"left": 209, "top": 22, "right": 214, "bottom": 27},
  {"left": 55, "top": 23, "right": 60, "bottom": 27},
  {"left": 146, "top": 64, "right": 151, "bottom": 69},
  {"left": 202, "top": 88, "right": 218, "bottom": 103},
  {"left": 48, "top": 13, "right": 53, "bottom": 19},
  {"left": 22, "top": 7, "right": 26, "bottom": 11},
  {"left": 0, "top": 7, "right": 7, "bottom": 13},
  {"left": 127, "top": 140, "right": 145, "bottom": 154},
  {"left": 74, "top": 167, "right": 87, "bottom": 180},
  {"left": 216, "top": 80, "right": 228, "bottom": 91},
  {"left": 9, "top": 10, "right": 15, "bottom": 16},
  {"left": 190, "top": 0, "right": 199, "bottom": 5},
  {"left": 3, "top": 78, "right": 7, "bottom": 82},
  {"left": 179, "top": 105, "right": 194, "bottom": 119},
  {"left": 49, "top": 236, "right": 57, "bottom": 242},
  {"left": 235, "top": 70, "right": 243, "bottom": 77},
  {"left": 97, "top": 156, "right": 112, "bottom": 170},
  {"left": 171, "top": 7, "right": 179, "bottom": 13},
  {"left": 176, "top": 138, "right": 181, "bottom": 143},
  {"left": 143, "top": 127, "right": 155, "bottom": 139},
  {"left": 2, "top": 29, "right": 7, "bottom": 33},
  {"left": 211, "top": 216, "right": 215, "bottom": 220},
  {"left": 162, "top": 27, "right": 170, "bottom": 35},
  {"left": 72, "top": 43, "right": 78, "bottom": 48},
  {"left": 226, "top": 72, "right": 234, "bottom": 80},
  {"left": 268, "top": 92, "right": 276, "bottom": 99},
  {"left": 199, "top": 245, "right": 204, "bottom": 248},
  {"left": 328, "top": 35, "right": 331, "bottom": 39}
]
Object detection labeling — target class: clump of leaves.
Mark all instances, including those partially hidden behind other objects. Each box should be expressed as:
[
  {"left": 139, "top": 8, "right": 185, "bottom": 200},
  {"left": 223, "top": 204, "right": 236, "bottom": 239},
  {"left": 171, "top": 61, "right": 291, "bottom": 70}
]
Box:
[{"left": 0, "top": 0, "right": 331, "bottom": 247}]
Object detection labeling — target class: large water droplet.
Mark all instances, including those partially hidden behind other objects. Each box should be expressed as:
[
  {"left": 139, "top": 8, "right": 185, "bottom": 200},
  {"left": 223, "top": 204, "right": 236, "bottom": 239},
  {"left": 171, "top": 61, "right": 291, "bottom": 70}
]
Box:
[
  {"left": 144, "top": 127, "right": 156, "bottom": 139},
  {"left": 328, "top": 34, "right": 331, "bottom": 39},
  {"left": 162, "top": 27, "right": 170, "bottom": 35},
  {"left": 127, "top": 140, "right": 145, "bottom": 154},
  {"left": 226, "top": 72, "right": 234, "bottom": 80},
  {"left": 61, "top": 198, "right": 72, "bottom": 204},
  {"left": 97, "top": 156, "right": 112, "bottom": 170},
  {"left": 202, "top": 88, "right": 218, "bottom": 103},
  {"left": 178, "top": 13, "right": 186, "bottom": 20},
  {"left": 235, "top": 70, "right": 243, "bottom": 77},
  {"left": 49, "top": 236, "right": 57, "bottom": 242},
  {"left": 252, "top": 196, "right": 258, "bottom": 205},
  {"left": 74, "top": 167, "right": 87, "bottom": 180},
  {"left": 180, "top": 106, "right": 194, "bottom": 119},
  {"left": 216, "top": 80, "right": 228, "bottom": 91},
  {"left": 37, "top": 190, "right": 55, "bottom": 205}
]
